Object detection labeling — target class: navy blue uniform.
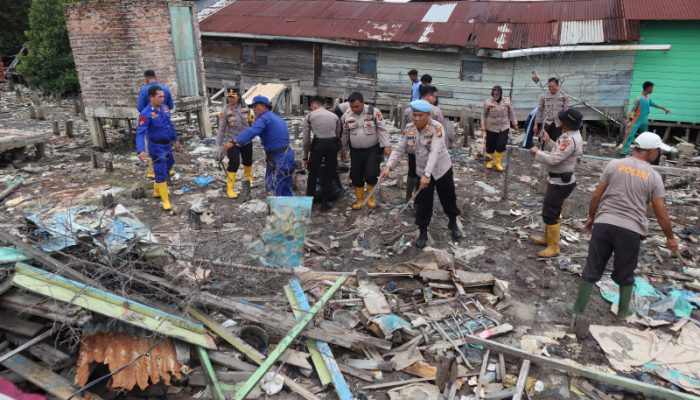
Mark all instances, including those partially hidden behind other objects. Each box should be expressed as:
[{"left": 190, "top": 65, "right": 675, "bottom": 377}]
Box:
[
  {"left": 136, "top": 105, "right": 178, "bottom": 183},
  {"left": 136, "top": 82, "right": 174, "bottom": 112},
  {"left": 235, "top": 110, "right": 294, "bottom": 196}
]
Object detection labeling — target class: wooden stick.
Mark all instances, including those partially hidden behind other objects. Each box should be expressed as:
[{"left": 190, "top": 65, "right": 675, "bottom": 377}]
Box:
[
  {"left": 361, "top": 176, "right": 384, "bottom": 208},
  {"left": 512, "top": 359, "right": 531, "bottom": 400},
  {"left": 196, "top": 346, "right": 226, "bottom": 400},
  {"left": 0, "top": 329, "right": 52, "bottom": 364},
  {"left": 462, "top": 334, "right": 698, "bottom": 400},
  {"left": 360, "top": 377, "right": 434, "bottom": 390},
  {"left": 474, "top": 349, "right": 490, "bottom": 399},
  {"left": 0, "top": 182, "right": 22, "bottom": 202}
]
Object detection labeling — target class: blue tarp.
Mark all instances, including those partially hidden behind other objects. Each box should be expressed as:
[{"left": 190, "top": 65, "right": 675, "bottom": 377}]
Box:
[{"left": 247, "top": 196, "right": 313, "bottom": 268}]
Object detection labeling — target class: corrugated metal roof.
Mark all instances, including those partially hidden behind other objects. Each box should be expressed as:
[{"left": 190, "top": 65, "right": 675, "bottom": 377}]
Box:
[
  {"left": 200, "top": 0, "right": 639, "bottom": 49},
  {"left": 622, "top": 0, "right": 700, "bottom": 20}
]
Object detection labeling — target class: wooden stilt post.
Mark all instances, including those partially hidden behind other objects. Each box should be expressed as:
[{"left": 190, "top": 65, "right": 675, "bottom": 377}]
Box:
[
  {"left": 65, "top": 119, "right": 75, "bottom": 138},
  {"left": 52, "top": 120, "right": 60, "bottom": 136}
]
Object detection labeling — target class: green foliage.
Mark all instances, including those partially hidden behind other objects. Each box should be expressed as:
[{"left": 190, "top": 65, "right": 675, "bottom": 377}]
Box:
[
  {"left": 0, "top": 0, "right": 32, "bottom": 56},
  {"left": 17, "top": 0, "right": 79, "bottom": 95}
]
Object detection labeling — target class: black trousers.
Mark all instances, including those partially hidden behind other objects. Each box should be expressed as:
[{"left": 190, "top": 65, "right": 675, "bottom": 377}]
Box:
[
  {"left": 544, "top": 122, "right": 563, "bottom": 143},
  {"left": 306, "top": 138, "right": 339, "bottom": 202},
  {"left": 542, "top": 182, "right": 576, "bottom": 224},
  {"left": 582, "top": 223, "right": 641, "bottom": 286},
  {"left": 408, "top": 154, "right": 418, "bottom": 178},
  {"left": 226, "top": 142, "right": 253, "bottom": 172},
  {"left": 350, "top": 145, "right": 380, "bottom": 187},
  {"left": 415, "top": 168, "right": 460, "bottom": 228},
  {"left": 485, "top": 129, "right": 508, "bottom": 153}
]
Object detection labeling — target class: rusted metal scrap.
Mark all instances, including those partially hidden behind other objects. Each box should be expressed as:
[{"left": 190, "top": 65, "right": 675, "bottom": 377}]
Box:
[{"left": 75, "top": 331, "right": 184, "bottom": 391}]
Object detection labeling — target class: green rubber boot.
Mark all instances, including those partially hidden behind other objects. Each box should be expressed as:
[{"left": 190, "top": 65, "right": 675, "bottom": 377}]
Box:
[
  {"left": 617, "top": 284, "right": 634, "bottom": 320},
  {"left": 566, "top": 281, "right": 593, "bottom": 315}
]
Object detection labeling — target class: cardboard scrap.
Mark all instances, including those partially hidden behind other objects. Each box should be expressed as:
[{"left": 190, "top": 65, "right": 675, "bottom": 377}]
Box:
[{"left": 590, "top": 323, "right": 700, "bottom": 395}]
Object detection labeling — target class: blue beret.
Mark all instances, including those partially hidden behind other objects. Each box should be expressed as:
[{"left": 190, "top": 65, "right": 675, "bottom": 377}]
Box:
[
  {"left": 252, "top": 95, "right": 272, "bottom": 108},
  {"left": 410, "top": 100, "right": 432, "bottom": 113}
]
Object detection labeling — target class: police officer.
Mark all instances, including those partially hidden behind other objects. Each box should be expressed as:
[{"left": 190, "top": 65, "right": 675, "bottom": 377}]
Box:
[
  {"left": 381, "top": 100, "right": 462, "bottom": 249},
  {"left": 136, "top": 85, "right": 181, "bottom": 211},
  {"left": 225, "top": 96, "right": 295, "bottom": 196},
  {"left": 480, "top": 85, "right": 518, "bottom": 172},
  {"left": 303, "top": 96, "right": 342, "bottom": 211},
  {"left": 340, "top": 92, "right": 390, "bottom": 209},
  {"left": 529, "top": 108, "right": 584, "bottom": 258},
  {"left": 401, "top": 85, "right": 445, "bottom": 203},
  {"left": 136, "top": 70, "right": 175, "bottom": 179},
  {"left": 534, "top": 77, "right": 568, "bottom": 147},
  {"left": 567, "top": 132, "right": 678, "bottom": 319},
  {"left": 216, "top": 88, "right": 255, "bottom": 199}
]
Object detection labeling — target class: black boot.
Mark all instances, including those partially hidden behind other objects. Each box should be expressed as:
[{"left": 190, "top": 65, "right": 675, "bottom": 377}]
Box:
[
  {"left": 448, "top": 216, "right": 463, "bottom": 241},
  {"left": 416, "top": 226, "right": 428, "bottom": 249}
]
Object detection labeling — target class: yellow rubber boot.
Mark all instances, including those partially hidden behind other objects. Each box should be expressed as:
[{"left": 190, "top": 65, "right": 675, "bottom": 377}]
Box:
[
  {"left": 146, "top": 158, "right": 155, "bottom": 179},
  {"left": 153, "top": 182, "right": 160, "bottom": 198},
  {"left": 537, "top": 222, "right": 561, "bottom": 258},
  {"left": 243, "top": 165, "right": 254, "bottom": 184},
  {"left": 495, "top": 151, "right": 505, "bottom": 172},
  {"left": 156, "top": 182, "right": 172, "bottom": 211},
  {"left": 366, "top": 184, "right": 377, "bottom": 209},
  {"left": 485, "top": 153, "right": 495, "bottom": 169},
  {"left": 226, "top": 172, "right": 239, "bottom": 199},
  {"left": 352, "top": 187, "right": 364, "bottom": 210}
]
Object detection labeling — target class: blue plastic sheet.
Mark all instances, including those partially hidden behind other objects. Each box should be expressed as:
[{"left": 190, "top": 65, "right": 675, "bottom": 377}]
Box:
[
  {"left": 598, "top": 276, "right": 696, "bottom": 320},
  {"left": 0, "top": 247, "right": 29, "bottom": 265},
  {"left": 248, "top": 196, "right": 312, "bottom": 268},
  {"left": 193, "top": 176, "right": 215, "bottom": 187}
]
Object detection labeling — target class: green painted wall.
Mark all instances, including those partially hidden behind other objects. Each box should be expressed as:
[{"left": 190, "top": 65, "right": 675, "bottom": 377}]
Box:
[{"left": 628, "top": 21, "right": 700, "bottom": 123}]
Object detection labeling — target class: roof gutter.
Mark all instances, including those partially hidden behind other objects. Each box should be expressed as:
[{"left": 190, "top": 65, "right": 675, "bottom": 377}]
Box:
[
  {"left": 201, "top": 31, "right": 358, "bottom": 47},
  {"left": 484, "top": 44, "right": 671, "bottom": 58}
]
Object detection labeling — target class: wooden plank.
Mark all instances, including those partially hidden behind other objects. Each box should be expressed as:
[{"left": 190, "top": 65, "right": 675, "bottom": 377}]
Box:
[
  {"left": 188, "top": 371, "right": 252, "bottom": 386},
  {"left": 4, "top": 332, "right": 72, "bottom": 370},
  {"left": 0, "top": 329, "right": 52, "bottom": 364},
  {"left": 197, "top": 346, "right": 226, "bottom": 400},
  {"left": 208, "top": 351, "right": 257, "bottom": 372},
  {"left": 357, "top": 271, "right": 391, "bottom": 315},
  {"left": 284, "top": 284, "right": 332, "bottom": 387},
  {"left": 233, "top": 276, "right": 347, "bottom": 400},
  {"left": 0, "top": 311, "right": 44, "bottom": 336},
  {"left": 474, "top": 349, "right": 490, "bottom": 399},
  {"left": 452, "top": 270, "right": 495, "bottom": 287},
  {"left": 360, "top": 377, "right": 434, "bottom": 390},
  {"left": 0, "top": 182, "right": 22, "bottom": 202},
  {"left": 513, "top": 359, "right": 531, "bottom": 400},
  {"left": 272, "top": 345, "right": 312, "bottom": 370},
  {"left": 13, "top": 263, "right": 216, "bottom": 349},
  {"left": 462, "top": 335, "right": 699, "bottom": 400},
  {"left": 288, "top": 279, "right": 352, "bottom": 399},
  {"left": 337, "top": 363, "right": 377, "bottom": 382},
  {"left": 1, "top": 352, "right": 104, "bottom": 400},
  {"left": 186, "top": 306, "right": 265, "bottom": 365},
  {"left": 346, "top": 358, "right": 394, "bottom": 371}
]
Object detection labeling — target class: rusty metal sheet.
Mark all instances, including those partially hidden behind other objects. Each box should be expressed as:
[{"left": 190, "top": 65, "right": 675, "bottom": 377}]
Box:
[
  {"left": 75, "top": 331, "right": 184, "bottom": 391},
  {"left": 623, "top": 0, "right": 700, "bottom": 20},
  {"left": 200, "top": 0, "right": 638, "bottom": 49}
]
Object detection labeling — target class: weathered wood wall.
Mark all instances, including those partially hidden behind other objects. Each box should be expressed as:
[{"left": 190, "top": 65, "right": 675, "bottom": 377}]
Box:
[{"left": 202, "top": 37, "right": 636, "bottom": 120}]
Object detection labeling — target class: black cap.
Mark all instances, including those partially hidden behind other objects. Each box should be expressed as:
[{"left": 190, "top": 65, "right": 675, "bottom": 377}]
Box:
[
  {"left": 408, "top": 69, "right": 418, "bottom": 75},
  {"left": 558, "top": 108, "right": 583, "bottom": 130}
]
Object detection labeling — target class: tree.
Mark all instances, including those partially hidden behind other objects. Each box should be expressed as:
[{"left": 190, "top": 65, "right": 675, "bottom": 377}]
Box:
[
  {"left": 17, "top": 0, "right": 79, "bottom": 95},
  {"left": 0, "top": 0, "right": 32, "bottom": 56}
]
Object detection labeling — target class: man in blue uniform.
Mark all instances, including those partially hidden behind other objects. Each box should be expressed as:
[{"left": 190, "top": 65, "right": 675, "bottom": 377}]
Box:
[
  {"left": 408, "top": 69, "right": 421, "bottom": 101},
  {"left": 136, "top": 70, "right": 175, "bottom": 179},
  {"left": 224, "top": 96, "right": 295, "bottom": 196},
  {"left": 136, "top": 86, "right": 182, "bottom": 211}
]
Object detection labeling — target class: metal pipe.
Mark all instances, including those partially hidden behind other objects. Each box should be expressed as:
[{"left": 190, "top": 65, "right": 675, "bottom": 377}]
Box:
[{"left": 499, "top": 44, "right": 671, "bottom": 58}]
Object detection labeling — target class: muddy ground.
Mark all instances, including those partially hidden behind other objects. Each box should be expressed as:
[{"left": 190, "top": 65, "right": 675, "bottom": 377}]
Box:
[{"left": 1, "top": 83, "right": 698, "bottom": 399}]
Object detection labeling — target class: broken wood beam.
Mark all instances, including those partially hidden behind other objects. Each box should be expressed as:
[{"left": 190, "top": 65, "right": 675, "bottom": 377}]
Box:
[
  {"left": 186, "top": 306, "right": 265, "bottom": 365},
  {"left": 197, "top": 346, "right": 226, "bottom": 400},
  {"left": 474, "top": 349, "right": 490, "bottom": 399},
  {"left": 188, "top": 257, "right": 294, "bottom": 275},
  {"left": 0, "top": 182, "right": 22, "bottom": 202},
  {"left": 0, "top": 328, "right": 53, "bottom": 364},
  {"left": 512, "top": 359, "right": 531, "bottom": 400},
  {"left": 284, "top": 283, "right": 333, "bottom": 387},
  {"left": 1, "top": 352, "right": 104, "bottom": 400},
  {"left": 462, "top": 334, "right": 698, "bottom": 400},
  {"left": 233, "top": 276, "right": 347, "bottom": 400},
  {"left": 360, "top": 377, "right": 434, "bottom": 390}
]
